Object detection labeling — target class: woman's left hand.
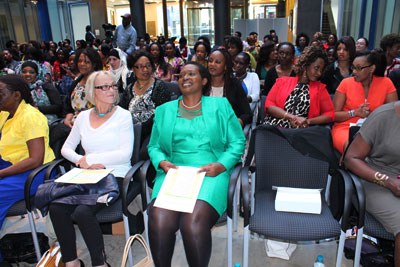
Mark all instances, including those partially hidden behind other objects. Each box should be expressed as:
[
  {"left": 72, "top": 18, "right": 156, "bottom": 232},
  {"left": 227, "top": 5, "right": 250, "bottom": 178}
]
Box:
[
  {"left": 198, "top": 163, "right": 226, "bottom": 177},
  {"left": 88, "top": 164, "right": 106, "bottom": 169},
  {"left": 290, "top": 116, "right": 309, "bottom": 128},
  {"left": 76, "top": 156, "right": 90, "bottom": 168}
]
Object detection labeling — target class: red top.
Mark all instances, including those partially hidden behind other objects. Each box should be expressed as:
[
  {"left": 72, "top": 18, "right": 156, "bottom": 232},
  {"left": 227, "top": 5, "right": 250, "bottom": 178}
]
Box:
[{"left": 265, "top": 76, "right": 335, "bottom": 120}]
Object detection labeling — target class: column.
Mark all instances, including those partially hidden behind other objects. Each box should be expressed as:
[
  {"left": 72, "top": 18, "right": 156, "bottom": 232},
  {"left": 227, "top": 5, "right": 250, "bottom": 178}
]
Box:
[
  {"left": 214, "top": 0, "right": 230, "bottom": 46},
  {"left": 130, "top": 0, "right": 146, "bottom": 38}
]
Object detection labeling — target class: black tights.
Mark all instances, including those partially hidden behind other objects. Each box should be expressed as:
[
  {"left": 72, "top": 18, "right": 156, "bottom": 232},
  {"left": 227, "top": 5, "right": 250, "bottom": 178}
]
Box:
[
  {"left": 49, "top": 203, "right": 106, "bottom": 266},
  {"left": 148, "top": 199, "right": 219, "bottom": 267}
]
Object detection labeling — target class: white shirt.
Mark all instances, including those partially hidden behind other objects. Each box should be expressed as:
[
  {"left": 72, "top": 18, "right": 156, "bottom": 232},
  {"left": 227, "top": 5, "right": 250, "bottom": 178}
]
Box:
[
  {"left": 242, "top": 72, "right": 260, "bottom": 110},
  {"left": 61, "top": 106, "right": 134, "bottom": 177},
  {"left": 210, "top": 86, "right": 224, "bottom": 97}
]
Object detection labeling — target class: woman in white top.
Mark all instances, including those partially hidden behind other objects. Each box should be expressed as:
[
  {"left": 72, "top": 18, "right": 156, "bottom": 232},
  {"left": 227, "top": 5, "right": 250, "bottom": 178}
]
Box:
[
  {"left": 233, "top": 52, "right": 260, "bottom": 111},
  {"left": 50, "top": 71, "right": 133, "bottom": 267}
]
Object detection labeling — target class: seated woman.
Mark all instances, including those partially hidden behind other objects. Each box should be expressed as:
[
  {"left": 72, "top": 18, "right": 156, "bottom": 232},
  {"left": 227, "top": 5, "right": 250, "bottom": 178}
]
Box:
[
  {"left": 20, "top": 61, "right": 62, "bottom": 124},
  {"left": 344, "top": 101, "right": 400, "bottom": 267},
  {"left": 108, "top": 48, "right": 129, "bottom": 94},
  {"left": 148, "top": 42, "right": 172, "bottom": 82},
  {"left": 164, "top": 41, "right": 184, "bottom": 81},
  {"left": 233, "top": 52, "right": 260, "bottom": 111},
  {"left": 264, "top": 42, "right": 296, "bottom": 96},
  {"left": 255, "top": 43, "right": 277, "bottom": 82},
  {"left": 120, "top": 51, "right": 170, "bottom": 153},
  {"left": 0, "top": 75, "right": 55, "bottom": 265},
  {"left": 208, "top": 48, "right": 252, "bottom": 127},
  {"left": 264, "top": 46, "right": 334, "bottom": 128},
  {"left": 320, "top": 36, "right": 355, "bottom": 94},
  {"left": 49, "top": 71, "right": 133, "bottom": 267},
  {"left": 190, "top": 41, "right": 211, "bottom": 68},
  {"left": 332, "top": 50, "right": 398, "bottom": 154},
  {"left": 147, "top": 62, "right": 246, "bottom": 267}
]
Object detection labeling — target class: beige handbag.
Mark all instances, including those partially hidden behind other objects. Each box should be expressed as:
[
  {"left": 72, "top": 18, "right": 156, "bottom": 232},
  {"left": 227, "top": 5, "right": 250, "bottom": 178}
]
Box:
[{"left": 121, "top": 234, "right": 154, "bottom": 267}]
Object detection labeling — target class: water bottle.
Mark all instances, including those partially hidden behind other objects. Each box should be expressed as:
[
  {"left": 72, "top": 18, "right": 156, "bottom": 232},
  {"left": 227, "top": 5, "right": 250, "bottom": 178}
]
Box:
[
  {"left": 313, "top": 255, "right": 325, "bottom": 267},
  {"left": 234, "top": 263, "right": 241, "bottom": 267}
]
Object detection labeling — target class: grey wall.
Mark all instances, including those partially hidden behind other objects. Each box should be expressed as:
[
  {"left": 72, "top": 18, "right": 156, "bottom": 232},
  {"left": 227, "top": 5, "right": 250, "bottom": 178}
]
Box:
[{"left": 296, "top": 0, "right": 322, "bottom": 40}]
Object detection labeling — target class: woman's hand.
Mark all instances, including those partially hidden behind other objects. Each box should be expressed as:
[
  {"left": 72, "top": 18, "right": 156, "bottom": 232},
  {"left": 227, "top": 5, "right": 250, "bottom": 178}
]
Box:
[
  {"left": 76, "top": 155, "right": 89, "bottom": 168},
  {"left": 88, "top": 164, "right": 106, "bottom": 169},
  {"left": 159, "top": 160, "right": 178, "bottom": 173},
  {"left": 198, "top": 163, "right": 226, "bottom": 177},
  {"left": 354, "top": 103, "right": 370, "bottom": 118},
  {"left": 64, "top": 113, "right": 74, "bottom": 128},
  {"left": 289, "top": 115, "right": 309, "bottom": 128},
  {"left": 384, "top": 177, "right": 400, "bottom": 196}
]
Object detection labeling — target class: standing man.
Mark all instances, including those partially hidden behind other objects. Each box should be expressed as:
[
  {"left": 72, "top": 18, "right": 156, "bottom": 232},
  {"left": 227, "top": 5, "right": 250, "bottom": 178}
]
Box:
[
  {"left": 85, "top": 25, "right": 96, "bottom": 47},
  {"left": 113, "top": 13, "right": 137, "bottom": 55}
]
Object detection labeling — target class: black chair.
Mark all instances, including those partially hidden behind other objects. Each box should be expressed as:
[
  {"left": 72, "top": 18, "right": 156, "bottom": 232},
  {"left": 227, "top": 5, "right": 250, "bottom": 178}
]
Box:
[
  {"left": 164, "top": 81, "right": 181, "bottom": 100},
  {"left": 257, "top": 95, "right": 267, "bottom": 125},
  {"left": 241, "top": 125, "right": 353, "bottom": 267},
  {"left": 5, "top": 161, "right": 55, "bottom": 262},
  {"left": 345, "top": 171, "right": 394, "bottom": 267},
  {"left": 138, "top": 159, "right": 242, "bottom": 267},
  {"left": 43, "top": 123, "right": 145, "bottom": 266}
]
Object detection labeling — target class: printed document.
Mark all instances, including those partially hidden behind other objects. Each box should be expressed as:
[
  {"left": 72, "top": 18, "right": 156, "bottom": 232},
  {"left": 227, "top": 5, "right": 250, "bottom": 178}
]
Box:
[
  {"left": 55, "top": 168, "right": 114, "bottom": 184},
  {"left": 154, "top": 166, "right": 205, "bottom": 213}
]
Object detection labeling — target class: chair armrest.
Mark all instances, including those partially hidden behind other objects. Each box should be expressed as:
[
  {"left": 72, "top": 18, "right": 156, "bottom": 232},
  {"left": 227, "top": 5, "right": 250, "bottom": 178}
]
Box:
[
  {"left": 138, "top": 160, "right": 153, "bottom": 212},
  {"left": 346, "top": 170, "right": 366, "bottom": 229},
  {"left": 24, "top": 161, "right": 55, "bottom": 212},
  {"left": 44, "top": 158, "right": 68, "bottom": 180},
  {"left": 337, "top": 169, "right": 355, "bottom": 231},
  {"left": 241, "top": 166, "right": 250, "bottom": 227},
  {"left": 121, "top": 160, "right": 146, "bottom": 217},
  {"left": 227, "top": 163, "right": 242, "bottom": 219}
]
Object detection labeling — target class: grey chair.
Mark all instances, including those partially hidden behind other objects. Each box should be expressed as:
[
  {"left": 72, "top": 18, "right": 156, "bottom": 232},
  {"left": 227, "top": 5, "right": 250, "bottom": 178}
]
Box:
[
  {"left": 44, "top": 123, "right": 146, "bottom": 266},
  {"left": 345, "top": 171, "right": 394, "bottom": 267},
  {"left": 5, "top": 161, "right": 55, "bottom": 262},
  {"left": 241, "top": 125, "right": 353, "bottom": 267}
]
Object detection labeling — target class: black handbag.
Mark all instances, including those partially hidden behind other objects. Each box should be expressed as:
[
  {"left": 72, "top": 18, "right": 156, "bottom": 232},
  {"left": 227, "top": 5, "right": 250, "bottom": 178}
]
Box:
[{"left": 0, "top": 233, "right": 49, "bottom": 263}]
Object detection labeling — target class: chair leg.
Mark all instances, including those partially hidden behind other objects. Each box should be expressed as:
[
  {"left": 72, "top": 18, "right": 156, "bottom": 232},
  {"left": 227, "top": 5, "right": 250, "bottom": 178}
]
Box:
[
  {"left": 123, "top": 214, "right": 133, "bottom": 267},
  {"left": 227, "top": 217, "right": 233, "bottom": 267},
  {"left": 243, "top": 225, "right": 249, "bottom": 267},
  {"left": 143, "top": 210, "right": 150, "bottom": 246},
  {"left": 354, "top": 227, "right": 363, "bottom": 267},
  {"left": 233, "top": 178, "right": 240, "bottom": 232},
  {"left": 336, "top": 229, "right": 345, "bottom": 267},
  {"left": 27, "top": 210, "right": 41, "bottom": 262}
]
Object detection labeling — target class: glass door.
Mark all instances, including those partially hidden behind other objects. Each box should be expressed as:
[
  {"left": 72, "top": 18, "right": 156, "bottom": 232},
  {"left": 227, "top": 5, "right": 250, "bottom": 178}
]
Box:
[{"left": 186, "top": 0, "right": 214, "bottom": 46}]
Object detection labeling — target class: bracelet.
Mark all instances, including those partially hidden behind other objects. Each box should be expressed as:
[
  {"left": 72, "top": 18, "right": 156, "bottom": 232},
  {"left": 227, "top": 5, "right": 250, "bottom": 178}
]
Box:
[
  {"left": 348, "top": 110, "right": 355, "bottom": 118},
  {"left": 374, "top": 171, "right": 389, "bottom": 186}
]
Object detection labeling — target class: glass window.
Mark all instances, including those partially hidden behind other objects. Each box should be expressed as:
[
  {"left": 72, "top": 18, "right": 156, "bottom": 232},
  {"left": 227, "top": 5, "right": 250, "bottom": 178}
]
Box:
[
  {"left": 0, "top": 2, "right": 14, "bottom": 48},
  {"left": 24, "top": 2, "right": 40, "bottom": 41},
  {"left": 9, "top": 0, "right": 26, "bottom": 43},
  {"left": 185, "top": 0, "right": 214, "bottom": 46}
]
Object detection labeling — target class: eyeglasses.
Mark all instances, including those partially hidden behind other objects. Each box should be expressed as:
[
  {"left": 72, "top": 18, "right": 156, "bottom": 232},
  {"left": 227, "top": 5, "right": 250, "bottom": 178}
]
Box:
[
  {"left": 352, "top": 64, "right": 372, "bottom": 71},
  {"left": 279, "top": 51, "right": 293, "bottom": 57},
  {"left": 134, "top": 64, "right": 152, "bottom": 70},
  {"left": 94, "top": 84, "right": 118, "bottom": 91}
]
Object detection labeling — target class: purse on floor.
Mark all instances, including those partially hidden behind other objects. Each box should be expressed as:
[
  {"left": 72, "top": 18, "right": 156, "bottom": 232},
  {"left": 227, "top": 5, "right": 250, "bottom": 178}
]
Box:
[
  {"left": 36, "top": 240, "right": 64, "bottom": 267},
  {"left": 121, "top": 234, "right": 154, "bottom": 267}
]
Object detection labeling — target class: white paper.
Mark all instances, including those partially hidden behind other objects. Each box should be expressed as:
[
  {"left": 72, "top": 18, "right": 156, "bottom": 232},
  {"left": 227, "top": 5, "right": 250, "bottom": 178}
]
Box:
[
  {"left": 154, "top": 166, "right": 205, "bottom": 213},
  {"left": 55, "top": 168, "right": 114, "bottom": 184},
  {"left": 274, "top": 186, "right": 322, "bottom": 214}
]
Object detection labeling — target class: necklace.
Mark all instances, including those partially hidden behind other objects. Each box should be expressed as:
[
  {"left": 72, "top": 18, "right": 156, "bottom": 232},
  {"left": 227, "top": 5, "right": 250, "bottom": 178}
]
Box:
[
  {"left": 136, "top": 79, "right": 152, "bottom": 91},
  {"left": 181, "top": 99, "right": 201, "bottom": 109},
  {"left": 94, "top": 104, "right": 115, "bottom": 117}
]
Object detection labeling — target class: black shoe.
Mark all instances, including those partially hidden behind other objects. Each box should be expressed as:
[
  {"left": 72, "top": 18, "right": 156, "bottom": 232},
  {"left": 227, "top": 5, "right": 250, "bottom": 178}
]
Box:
[
  {"left": 0, "top": 262, "right": 12, "bottom": 267},
  {"left": 79, "top": 259, "right": 85, "bottom": 267}
]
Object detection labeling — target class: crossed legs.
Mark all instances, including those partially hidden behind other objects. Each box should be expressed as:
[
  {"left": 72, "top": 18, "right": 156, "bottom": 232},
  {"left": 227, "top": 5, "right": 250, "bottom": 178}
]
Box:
[{"left": 148, "top": 199, "right": 219, "bottom": 267}]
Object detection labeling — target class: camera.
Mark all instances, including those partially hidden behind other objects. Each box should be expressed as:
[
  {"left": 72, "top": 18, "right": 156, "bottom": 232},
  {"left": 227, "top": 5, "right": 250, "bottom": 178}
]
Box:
[{"left": 102, "top": 23, "right": 116, "bottom": 42}]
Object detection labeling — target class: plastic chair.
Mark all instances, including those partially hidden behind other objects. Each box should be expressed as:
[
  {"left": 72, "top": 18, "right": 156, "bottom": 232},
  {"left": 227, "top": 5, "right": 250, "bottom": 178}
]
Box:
[{"left": 241, "top": 125, "right": 353, "bottom": 267}]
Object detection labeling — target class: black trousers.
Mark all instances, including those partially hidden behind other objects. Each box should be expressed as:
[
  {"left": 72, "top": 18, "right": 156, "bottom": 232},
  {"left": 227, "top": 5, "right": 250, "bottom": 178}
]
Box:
[{"left": 49, "top": 203, "right": 106, "bottom": 266}]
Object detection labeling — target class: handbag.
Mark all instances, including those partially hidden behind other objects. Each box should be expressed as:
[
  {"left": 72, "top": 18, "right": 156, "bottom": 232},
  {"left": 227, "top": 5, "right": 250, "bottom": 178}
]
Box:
[
  {"left": 36, "top": 240, "right": 64, "bottom": 267},
  {"left": 0, "top": 233, "right": 49, "bottom": 263},
  {"left": 121, "top": 234, "right": 154, "bottom": 267},
  {"left": 264, "top": 239, "right": 297, "bottom": 260}
]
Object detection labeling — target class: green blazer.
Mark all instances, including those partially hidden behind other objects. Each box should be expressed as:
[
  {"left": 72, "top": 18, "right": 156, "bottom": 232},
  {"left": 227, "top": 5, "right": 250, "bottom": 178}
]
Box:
[{"left": 148, "top": 96, "right": 246, "bottom": 175}]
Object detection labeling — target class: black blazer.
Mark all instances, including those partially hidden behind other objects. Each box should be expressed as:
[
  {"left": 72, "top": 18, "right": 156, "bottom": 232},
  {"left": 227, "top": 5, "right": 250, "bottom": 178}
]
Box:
[
  {"left": 263, "top": 66, "right": 296, "bottom": 96},
  {"left": 225, "top": 78, "right": 252, "bottom": 126}
]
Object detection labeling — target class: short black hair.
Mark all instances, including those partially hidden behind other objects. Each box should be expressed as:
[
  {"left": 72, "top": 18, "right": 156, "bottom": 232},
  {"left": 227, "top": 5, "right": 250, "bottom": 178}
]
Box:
[
  {"left": 86, "top": 25, "right": 91, "bottom": 32},
  {"left": 235, "top": 31, "right": 242, "bottom": 38},
  {"left": 380, "top": 33, "right": 400, "bottom": 52},
  {"left": 194, "top": 41, "right": 211, "bottom": 56},
  {"left": 277, "top": 42, "right": 295, "bottom": 54},
  {"left": 335, "top": 36, "right": 356, "bottom": 62},
  {"left": 356, "top": 49, "right": 386, "bottom": 77},
  {"left": 249, "top": 32, "right": 258, "bottom": 36},
  {"left": 0, "top": 74, "right": 33, "bottom": 104},
  {"left": 227, "top": 36, "right": 243, "bottom": 54},
  {"left": 295, "top": 33, "right": 310, "bottom": 47},
  {"left": 127, "top": 50, "right": 155, "bottom": 72},
  {"left": 183, "top": 62, "right": 211, "bottom": 95}
]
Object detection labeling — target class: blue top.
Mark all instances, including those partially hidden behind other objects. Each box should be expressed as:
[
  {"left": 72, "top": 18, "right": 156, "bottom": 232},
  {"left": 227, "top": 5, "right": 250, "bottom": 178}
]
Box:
[{"left": 113, "top": 24, "right": 137, "bottom": 54}]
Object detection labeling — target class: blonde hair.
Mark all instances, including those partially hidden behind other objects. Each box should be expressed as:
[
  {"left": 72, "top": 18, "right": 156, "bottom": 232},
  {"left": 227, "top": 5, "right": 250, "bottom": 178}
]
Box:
[{"left": 85, "top": 71, "right": 119, "bottom": 105}]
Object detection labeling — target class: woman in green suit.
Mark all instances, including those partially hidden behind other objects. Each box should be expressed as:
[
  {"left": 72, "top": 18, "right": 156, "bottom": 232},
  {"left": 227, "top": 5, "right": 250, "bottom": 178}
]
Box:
[{"left": 147, "top": 62, "right": 246, "bottom": 267}]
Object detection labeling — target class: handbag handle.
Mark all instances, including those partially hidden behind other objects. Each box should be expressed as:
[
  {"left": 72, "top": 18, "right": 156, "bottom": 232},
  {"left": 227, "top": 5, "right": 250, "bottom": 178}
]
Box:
[{"left": 121, "top": 234, "right": 151, "bottom": 267}]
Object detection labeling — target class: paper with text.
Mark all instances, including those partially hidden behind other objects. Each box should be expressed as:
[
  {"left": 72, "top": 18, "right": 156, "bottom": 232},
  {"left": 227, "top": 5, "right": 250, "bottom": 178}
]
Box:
[
  {"left": 55, "top": 168, "right": 114, "bottom": 184},
  {"left": 154, "top": 166, "right": 205, "bottom": 213}
]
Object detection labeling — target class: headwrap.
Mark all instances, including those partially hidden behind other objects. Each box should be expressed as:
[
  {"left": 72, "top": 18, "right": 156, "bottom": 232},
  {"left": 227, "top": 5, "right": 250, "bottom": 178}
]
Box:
[{"left": 108, "top": 48, "right": 129, "bottom": 89}]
